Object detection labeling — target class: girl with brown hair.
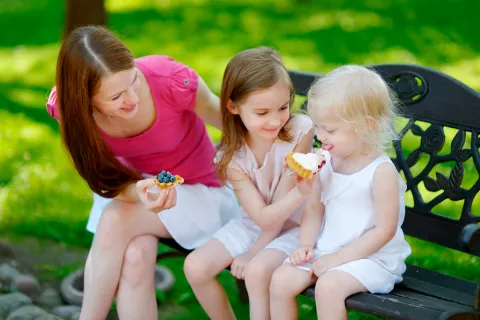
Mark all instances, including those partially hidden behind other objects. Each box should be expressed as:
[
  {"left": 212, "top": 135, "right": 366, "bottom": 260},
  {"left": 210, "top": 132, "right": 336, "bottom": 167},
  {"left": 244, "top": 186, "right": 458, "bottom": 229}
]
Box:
[
  {"left": 183, "top": 47, "right": 315, "bottom": 320},
  {"left": 46, "top": 26, "right": 240, "bottom": 319}
]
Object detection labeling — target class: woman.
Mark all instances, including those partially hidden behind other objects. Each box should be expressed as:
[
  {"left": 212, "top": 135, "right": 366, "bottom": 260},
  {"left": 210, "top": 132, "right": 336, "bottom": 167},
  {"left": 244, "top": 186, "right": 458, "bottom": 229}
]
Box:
[{"left": 46, "top": 26, "right": 240, "bottom": 320}]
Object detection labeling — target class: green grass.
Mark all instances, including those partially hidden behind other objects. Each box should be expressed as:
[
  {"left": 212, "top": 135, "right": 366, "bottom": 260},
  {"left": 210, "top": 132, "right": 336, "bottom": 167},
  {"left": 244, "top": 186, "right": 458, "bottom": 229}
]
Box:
[{"left": 1, "top": 0, "right": 480, "bottom": 319}]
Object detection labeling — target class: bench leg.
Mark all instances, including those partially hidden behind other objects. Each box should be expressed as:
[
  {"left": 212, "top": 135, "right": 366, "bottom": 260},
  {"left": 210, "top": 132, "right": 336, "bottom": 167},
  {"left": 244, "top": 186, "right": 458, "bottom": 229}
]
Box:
[{"left": 236, "top": 278, "right": 249, "bottom": 304}]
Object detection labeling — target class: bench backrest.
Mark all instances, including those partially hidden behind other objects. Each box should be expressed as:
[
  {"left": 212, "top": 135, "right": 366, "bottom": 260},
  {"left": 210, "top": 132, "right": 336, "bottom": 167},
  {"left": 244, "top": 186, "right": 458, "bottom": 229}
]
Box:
[{"left": 289, "top": 64, "right": 480, "bottom": 257}]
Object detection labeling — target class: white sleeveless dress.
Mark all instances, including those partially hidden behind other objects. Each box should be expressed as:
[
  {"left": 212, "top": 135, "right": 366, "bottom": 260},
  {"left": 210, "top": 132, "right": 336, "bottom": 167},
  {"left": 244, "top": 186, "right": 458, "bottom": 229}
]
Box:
[{"left": 289, "top": 151, "right": 412, "bottom": 294}]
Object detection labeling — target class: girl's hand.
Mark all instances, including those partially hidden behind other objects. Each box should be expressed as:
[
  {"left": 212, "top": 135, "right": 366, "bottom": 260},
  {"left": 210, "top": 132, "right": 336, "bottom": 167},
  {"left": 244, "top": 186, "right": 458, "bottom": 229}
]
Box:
[
  {"left": 296, "top": 175, "right": 316, "bottom": 196},
  {"left": 230, "top": 252, "right": 253, "bottom": 280},
  {"left": 309, "top": 253, "right": 342, "bottom": 277},
  {"left": 289, "top": 245, "right": 315, "bottom": 266},
  {"left": 136, "top": 178, "right": 177, "bottom": 213}
]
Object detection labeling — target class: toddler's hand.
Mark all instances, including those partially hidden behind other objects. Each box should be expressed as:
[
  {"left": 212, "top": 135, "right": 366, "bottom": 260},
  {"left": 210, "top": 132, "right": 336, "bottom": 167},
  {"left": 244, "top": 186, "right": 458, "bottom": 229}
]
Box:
[
  {"left": 289, "top": 246, "right": 314, "bottom": 266},
  {"left": 136, "top": 178, "right": 177, "bottom": 213},
  {"left": 230, "top": 252, "right": 253, "bottom": 280},
  {"left": 309, "top": 253, "right": 342, "bottom": 278}
]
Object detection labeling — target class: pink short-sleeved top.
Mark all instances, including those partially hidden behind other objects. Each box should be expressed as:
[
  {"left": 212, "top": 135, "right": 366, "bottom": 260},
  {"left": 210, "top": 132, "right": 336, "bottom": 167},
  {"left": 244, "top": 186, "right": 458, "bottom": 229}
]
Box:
[
  {"left": 46, "top": 55, "right": 220, "bottom": 187},
  {"left": 228, "top": 114, "right": 313, "bottom": 222}
]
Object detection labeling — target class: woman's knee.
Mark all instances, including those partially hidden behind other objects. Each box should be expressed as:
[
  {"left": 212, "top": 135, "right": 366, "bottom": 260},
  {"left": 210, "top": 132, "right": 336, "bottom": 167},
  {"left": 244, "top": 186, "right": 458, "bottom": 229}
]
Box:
[
  {"left": 120, "top": 235, "right": 158, "bottom": 288},
  {"left": 95, "top": 201, "right": 136, "bottom": 248}
]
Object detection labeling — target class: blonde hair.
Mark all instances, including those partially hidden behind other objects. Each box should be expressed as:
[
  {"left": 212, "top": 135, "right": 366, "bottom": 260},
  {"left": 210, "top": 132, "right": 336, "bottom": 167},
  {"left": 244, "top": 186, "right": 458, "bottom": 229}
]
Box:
[
  {"left": 307, "top": 65, "right": 400, "bottom": 151},
  {"left": 216, "top": 46, "right": 295, "bottom": 183}
]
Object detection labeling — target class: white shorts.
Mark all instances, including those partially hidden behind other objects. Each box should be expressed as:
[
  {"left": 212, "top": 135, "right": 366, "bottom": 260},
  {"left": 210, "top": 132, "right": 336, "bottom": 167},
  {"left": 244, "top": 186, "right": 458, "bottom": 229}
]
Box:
[
  {"left": 212, "top": 218, "right": 300, "bottom": 258},
  {"left": 87, "top": 183, "right": 241, "bottom": 250}
]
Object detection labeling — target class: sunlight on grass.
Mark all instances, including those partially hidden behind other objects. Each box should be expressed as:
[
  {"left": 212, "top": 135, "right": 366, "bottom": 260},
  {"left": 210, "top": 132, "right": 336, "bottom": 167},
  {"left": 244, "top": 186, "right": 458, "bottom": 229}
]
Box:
[
  {"left": 107, "top": 0, "right": 294, "bottom": 12},
  {"left": 361, "top": 47, "right": 419, "bottom": 65},
  {"left": 0, "top": 44, "right": 58, "bottom": 86},
  {"left": 0, "top": 111, "right": 92, "bottom": 245},
  {"left": 6, "top": 88, "right": 48, "bottom": 108},
  {"left": 442, "top": 56, "right": 480, "bottom": 91},
  {"left": 407, "top": 236, "right": 480, "bottom": 281},
  {"left": 107, "top": 0, "right": 153, "bottom": 11},
  {"left": 304, "top": 11, "right": 388, "bottom": 32},
  {"left": 281, "top": 42, "right": 333, "bottom": 72}
]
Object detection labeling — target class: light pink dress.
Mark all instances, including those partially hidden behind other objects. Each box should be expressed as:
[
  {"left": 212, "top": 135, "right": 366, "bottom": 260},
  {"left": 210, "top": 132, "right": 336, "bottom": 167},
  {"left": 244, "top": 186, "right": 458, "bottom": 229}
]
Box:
[{"left": 213, "top": 114, "right": 313, "bottom": 258}]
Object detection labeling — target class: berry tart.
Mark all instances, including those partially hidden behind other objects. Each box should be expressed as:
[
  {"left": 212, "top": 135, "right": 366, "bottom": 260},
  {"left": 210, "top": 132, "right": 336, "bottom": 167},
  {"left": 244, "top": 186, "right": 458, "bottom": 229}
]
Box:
[{"left": 153, "top": 171, "right": 184, "bottom": 189}]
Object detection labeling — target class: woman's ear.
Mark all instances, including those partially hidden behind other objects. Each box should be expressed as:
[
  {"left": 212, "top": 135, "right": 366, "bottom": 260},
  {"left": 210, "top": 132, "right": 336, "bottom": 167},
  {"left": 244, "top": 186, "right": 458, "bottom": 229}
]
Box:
[{"left": 227, "top": 100, "right": 238, "bottom": 114}]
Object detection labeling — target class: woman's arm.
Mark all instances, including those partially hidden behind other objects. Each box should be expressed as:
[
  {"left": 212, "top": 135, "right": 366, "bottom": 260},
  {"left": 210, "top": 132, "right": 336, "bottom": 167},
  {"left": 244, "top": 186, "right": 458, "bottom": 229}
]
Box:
[
  {"left": 228, "top": 129, "right": 314, "bottom": 230},
  {"left": 193, "top": 76, "right": 222, "bottom": 130},
  {"left": 114, "top": 183, "right": 139, "bottom": 203},
  {"left": 114, "top": 179, "right": 176, "bottom": 214},
  {"left": 333, "top": 163, "right": 400, "bottom": 264}
]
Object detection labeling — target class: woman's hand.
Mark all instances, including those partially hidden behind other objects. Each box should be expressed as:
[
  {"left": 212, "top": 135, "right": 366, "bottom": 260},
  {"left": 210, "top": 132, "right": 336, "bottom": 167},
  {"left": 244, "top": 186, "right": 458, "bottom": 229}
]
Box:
[{"left": 135, "top": 178, "right": 177, "bottom": 213}]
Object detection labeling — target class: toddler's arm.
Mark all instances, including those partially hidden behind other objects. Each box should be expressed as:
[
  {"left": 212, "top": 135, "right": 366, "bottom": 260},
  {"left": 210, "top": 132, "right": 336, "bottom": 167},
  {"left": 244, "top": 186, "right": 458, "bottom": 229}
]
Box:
[
  {"left": 298, "top": 174, "right": 325, "bottom": 248},
  {"left": 290, "top": 174, "right": 324, "bottom": 265}
]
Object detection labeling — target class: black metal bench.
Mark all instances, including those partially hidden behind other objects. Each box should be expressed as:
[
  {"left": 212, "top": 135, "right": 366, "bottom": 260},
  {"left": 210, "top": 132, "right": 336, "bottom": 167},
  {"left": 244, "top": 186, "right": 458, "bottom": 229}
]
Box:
[{"left": 157, "top": 64, "right": 480, "bottom": 319}]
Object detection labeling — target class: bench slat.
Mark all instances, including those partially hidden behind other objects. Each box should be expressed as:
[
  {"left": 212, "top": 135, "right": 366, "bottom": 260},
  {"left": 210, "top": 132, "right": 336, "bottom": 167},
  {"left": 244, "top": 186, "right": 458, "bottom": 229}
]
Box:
[
  {"left": 301, "top": 287, "right": 475, "bottom": 320},
  {"left": 404, "top": 265, "right": 477, "bottom": 295},
  {"left": 302, "top": 287, "right": 443, "bottom": 320},
  {"left": 391, "top": 288, "right": 470, "bottom": 312},
  {"left": 297, "top": 264, "right": 477, "bottom": 319},
  {"left": 399, "top": 276, "right": 473, "bottom": 306}
]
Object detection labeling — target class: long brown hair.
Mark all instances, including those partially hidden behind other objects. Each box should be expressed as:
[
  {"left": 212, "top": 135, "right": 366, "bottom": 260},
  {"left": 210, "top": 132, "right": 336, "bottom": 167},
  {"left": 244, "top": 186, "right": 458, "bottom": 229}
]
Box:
[
  {"left": 216, "top": 46, "right": 295, "bottom": 183},
  {"left": 56, "top": 26, "right": 142, "bottom": 198}
]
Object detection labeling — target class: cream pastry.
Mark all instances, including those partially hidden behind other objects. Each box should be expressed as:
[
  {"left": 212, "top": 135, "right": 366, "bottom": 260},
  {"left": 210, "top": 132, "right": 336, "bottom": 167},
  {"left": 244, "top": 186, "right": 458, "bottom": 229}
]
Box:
[{"left": 286, "top": 151, "right": 326, "bottom": 179}]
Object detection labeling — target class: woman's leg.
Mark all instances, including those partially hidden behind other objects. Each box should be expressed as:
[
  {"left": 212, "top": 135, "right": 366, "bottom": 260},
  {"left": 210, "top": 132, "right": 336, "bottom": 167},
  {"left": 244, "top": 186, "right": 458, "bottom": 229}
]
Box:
[
  {"left": 116, "top": 235, "right": 159, "bottom": 320},
  {"left": 315, "top": 270, "right": 367, "bottom": 320},
  {"left": 244, "top": 249, "right": 288, "bottom": 320},
  {"left": 270, "top": 264, "right": 316, "bottom": 320},
  {"left": 80, "top": 200, "right": 171, "bottom": 320},
  {"left": 184, "top": 238, "right": 235, "bottom": 320}
]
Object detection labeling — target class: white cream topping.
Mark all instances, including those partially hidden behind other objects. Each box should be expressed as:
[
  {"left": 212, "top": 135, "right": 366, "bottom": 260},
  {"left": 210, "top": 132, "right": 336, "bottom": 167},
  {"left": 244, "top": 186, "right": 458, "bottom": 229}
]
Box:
[{"left": 292, "top": 151, "right": 325, "bottom": 172}]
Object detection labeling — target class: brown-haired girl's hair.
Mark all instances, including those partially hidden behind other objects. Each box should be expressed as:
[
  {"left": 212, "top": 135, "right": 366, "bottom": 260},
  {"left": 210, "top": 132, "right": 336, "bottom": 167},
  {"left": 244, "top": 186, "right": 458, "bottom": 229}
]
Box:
[
  {"left": 216, "top": 46, "right": 295, "bottom": 183},
  {"left": 56, "top": 26, "right": 142, "bottom": 198}
]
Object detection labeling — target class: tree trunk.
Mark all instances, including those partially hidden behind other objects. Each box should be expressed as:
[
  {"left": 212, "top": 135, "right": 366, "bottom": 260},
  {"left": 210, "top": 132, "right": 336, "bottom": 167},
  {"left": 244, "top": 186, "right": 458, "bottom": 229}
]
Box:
[{"left": 64, "top": 0, "right": 107, "bottom": 38}]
